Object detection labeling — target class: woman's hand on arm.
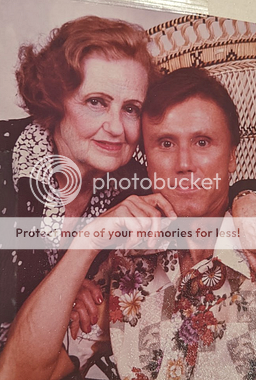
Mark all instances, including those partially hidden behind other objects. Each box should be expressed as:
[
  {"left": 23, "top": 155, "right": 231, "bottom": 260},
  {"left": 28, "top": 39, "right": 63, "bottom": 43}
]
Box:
[
  {"left": 232, "top": 191, "right": 256, "bottom": 274},
  {"left": 70, "top": 279, "right": 103, "bottom": 340}
]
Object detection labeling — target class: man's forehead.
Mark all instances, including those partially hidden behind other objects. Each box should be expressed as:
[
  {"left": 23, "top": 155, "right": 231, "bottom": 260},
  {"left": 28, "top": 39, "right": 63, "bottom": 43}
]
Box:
[{"left": 142, "top": 97, "right": 230, "bottom": 137}]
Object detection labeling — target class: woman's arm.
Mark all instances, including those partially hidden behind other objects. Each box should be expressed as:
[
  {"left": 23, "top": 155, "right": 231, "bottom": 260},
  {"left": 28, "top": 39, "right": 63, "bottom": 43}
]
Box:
[
  {"left": 0, "top": 194, "right": 175, "bottom": 380},
  {"left": 0, "top": 247, "right": 98, "bottom": 380}
]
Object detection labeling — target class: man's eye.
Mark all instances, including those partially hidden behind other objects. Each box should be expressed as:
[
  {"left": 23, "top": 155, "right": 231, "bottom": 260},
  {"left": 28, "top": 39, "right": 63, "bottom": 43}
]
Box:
[
  {"left": 161, "top": 141, "right": 173, "bottom": 148},
  {"left": 196, "top": 139, "right": 208, "bottom": 147}
]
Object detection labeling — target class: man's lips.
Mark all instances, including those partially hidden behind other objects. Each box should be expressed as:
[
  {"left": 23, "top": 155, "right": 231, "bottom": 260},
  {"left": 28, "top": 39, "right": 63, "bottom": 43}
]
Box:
[
  {"left": 168, "top": 178, "right": 203, "bottom": 191},
  {"left": 172, "top": 183, "right": 203, "bottom": 192},
  {"left": 175, "top": 186, "right": 202, "bottom": 192},
  {"left": 93, "top": 140, "right": 124, "bottom": 151}
]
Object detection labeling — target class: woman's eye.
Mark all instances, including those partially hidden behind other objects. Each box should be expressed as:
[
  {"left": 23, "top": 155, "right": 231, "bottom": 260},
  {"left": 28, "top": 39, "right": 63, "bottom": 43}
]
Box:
[
  {"left": 124, "top": 105, "right": 141, "bottom": 118},
  {"left": 86, "top": 98, "right": 106, "bottom": 109},
  {"left": 161, "top": 140, "right": 173, "bottom": 148}
]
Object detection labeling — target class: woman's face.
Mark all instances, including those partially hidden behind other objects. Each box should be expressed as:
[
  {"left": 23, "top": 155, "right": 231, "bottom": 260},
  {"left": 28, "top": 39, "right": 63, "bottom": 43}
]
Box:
[{"left": 54, "top": 54, "right": 148, "bottom": 176}]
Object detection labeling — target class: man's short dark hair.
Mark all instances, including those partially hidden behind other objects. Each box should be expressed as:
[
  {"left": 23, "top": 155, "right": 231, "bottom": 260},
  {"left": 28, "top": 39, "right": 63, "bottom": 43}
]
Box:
[{"left": 142, "top": 67, "right": 240, "bottom": 147}]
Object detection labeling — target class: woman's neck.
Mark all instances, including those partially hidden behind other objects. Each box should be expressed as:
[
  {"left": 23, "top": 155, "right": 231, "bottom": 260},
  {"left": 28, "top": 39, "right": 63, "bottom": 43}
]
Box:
[
  {"left": 53, "top": 126, "right": 105, "bottom": 216},
  {"left": 55, "top": 168, "right": 105, "bottom": 218}
]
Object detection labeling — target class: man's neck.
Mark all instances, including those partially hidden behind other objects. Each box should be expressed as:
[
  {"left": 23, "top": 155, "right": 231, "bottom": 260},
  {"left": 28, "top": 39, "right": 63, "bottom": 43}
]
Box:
[
  {"left": 179, "top": 249, "right": 213, "bottom": 276},
  {"left": 178, "top": 210, "right": 227, "bottom": 276}
]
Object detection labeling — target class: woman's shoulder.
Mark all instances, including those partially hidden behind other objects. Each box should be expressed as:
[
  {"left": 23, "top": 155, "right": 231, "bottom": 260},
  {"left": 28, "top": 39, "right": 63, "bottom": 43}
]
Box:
[{"left": 0, "top": 116, "right": 33, "bottom": 152}]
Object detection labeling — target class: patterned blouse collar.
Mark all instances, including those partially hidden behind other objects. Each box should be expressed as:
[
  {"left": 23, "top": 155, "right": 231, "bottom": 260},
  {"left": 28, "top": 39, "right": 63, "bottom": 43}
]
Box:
[
  {"left": 12, "top": 123, "right": 55, "bottom": 191},
  {"left": 11, "top": 123, "right": 122, "bottom": 249}
]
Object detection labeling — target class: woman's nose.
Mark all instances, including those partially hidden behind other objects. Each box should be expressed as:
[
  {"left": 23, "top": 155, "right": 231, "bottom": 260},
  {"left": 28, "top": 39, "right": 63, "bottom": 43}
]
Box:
[{"left": 102, "top": 110, "right": 124, "bottom": 137}]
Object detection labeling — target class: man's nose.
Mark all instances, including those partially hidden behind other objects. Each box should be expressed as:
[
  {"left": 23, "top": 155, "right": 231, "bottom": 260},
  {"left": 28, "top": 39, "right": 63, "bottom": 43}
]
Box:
[
  {"left": 102, "top": 108, "right": 124, "bottom": 137},
  {"left": 176, "top": 147, "right": 196, "bottom": 173}
]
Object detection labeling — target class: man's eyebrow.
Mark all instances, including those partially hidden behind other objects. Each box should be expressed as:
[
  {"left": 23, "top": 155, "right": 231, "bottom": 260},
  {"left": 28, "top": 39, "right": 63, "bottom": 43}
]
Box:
[
  {"left": 146, "top": 130, "right": 214, "bottom": 142},
  {"left": 146, "top": 129, "right": 177, "bottom": 137},
  {"left": 149, "top": 132, "right": 177, "bottom": 142}
]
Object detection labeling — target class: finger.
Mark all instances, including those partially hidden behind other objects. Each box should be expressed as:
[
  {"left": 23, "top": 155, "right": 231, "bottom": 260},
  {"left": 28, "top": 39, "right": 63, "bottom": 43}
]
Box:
[
  {"left": 73, "top": 299, "right": 93, "bottom": 334},
  {"left": 123, "top": 195, "right": 175, "bottom": 248},
  {"left": 147, "top": 216, "right": 161, "bottom": 249},
  {"left": 88, "top": 203, "right": 147, "bottom": 250},
  {"left": 70, "top": 310, "right": 81, "bottom": 340},
  {"left": 105, "top": 201, "right": 152, "bottom": 248},
  {"left": 121, "top": 216, "right": 148, "bottom": 250},
  {"left": 140, "top": 193, "right": 177, "bottom": 218},
  {"left": 112, "top": 197, "right": 153, "bottom": 218},
  {"left": 104, "top": 195, "right": 162, "bottom": 219},
  {"left": 120, "top": 195, "right": 163, "bottom": 218},
  {"left": 75, "top": 291, "right": 99, "bottom": 326},
  {"left": 81, "top": 279, "right": 103, "bottom": 305},
  {"left": 114, "top": 197, "right": 160, "bottom": 248},
  {"left": 137, "top": 194, "right": 177, "bottom": 248}
]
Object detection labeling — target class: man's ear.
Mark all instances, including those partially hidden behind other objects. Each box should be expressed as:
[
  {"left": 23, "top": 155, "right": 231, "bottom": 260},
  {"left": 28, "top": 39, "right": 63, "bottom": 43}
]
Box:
[{"left": 228, "top": 146, "right": 237, "bottom": 173}]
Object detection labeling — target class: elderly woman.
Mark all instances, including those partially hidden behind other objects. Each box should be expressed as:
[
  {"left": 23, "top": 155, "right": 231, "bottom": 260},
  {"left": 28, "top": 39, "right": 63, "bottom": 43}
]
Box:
[{"left": 0, "top": 14, "right": 159, "bottom": 379}]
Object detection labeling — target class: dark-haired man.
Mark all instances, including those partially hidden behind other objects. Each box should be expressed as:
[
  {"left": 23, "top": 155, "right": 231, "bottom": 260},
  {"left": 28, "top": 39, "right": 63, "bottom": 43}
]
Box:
[{"left": 106, "top": 68, "right": 256, "bottom": 380}]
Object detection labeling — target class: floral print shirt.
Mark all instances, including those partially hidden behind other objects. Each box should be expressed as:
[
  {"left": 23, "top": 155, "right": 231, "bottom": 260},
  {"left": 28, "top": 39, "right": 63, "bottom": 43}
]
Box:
[{"left": 95, "top": 213, "right": 256, "bottom": 380}]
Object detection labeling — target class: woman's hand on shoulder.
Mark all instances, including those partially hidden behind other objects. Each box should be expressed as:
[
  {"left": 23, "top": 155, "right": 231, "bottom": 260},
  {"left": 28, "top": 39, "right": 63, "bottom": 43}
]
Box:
[{"left": 232, "top": 191, "right": 256, "bottom": 275}]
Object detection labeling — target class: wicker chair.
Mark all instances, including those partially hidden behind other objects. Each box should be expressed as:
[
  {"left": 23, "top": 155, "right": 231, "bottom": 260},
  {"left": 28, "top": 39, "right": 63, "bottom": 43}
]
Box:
[{"left": 134, "top": 15, "right": 256, "bottom": 187}]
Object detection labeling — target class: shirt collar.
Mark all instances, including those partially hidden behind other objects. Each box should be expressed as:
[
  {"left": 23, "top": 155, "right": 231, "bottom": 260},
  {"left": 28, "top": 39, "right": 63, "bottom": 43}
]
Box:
[{"left": 212, "top": 211, "right": 250, "bottom": 278}]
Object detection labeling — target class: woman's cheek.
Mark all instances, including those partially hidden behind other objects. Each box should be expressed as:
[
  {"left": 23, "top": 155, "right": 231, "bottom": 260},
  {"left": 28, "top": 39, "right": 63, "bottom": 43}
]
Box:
[{"left": 126, "top": 121, "right": 141, "bottom": 145}]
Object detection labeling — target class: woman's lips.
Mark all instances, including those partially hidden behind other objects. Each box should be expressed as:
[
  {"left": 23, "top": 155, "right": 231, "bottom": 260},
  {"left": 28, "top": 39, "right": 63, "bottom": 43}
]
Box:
[{"left": 93, "top": 140, "right": 123, "bottom": 151}]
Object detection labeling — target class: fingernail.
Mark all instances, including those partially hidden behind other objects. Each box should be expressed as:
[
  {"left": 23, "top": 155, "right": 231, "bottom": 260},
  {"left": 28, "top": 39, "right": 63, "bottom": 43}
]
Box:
[
  {"left": 86, "top": 326, "right": 91, "bottom": 334},
  {"left": 97, "top": 296, "right": 103, "bottom": 304}
]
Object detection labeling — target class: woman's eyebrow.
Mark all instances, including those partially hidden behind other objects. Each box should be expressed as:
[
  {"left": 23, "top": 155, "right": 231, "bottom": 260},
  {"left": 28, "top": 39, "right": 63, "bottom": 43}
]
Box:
[
  {"left": 123, "top": 99, "right": 144, "bottom": 105},
  {"left": 83, "top": 92, "right": 113, "bottom": 101}
]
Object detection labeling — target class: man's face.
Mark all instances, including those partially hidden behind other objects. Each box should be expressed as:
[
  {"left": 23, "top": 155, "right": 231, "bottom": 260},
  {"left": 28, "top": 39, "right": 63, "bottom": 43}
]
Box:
[{"left": 142, "top": 97, "right": 237, "bottom": 217}]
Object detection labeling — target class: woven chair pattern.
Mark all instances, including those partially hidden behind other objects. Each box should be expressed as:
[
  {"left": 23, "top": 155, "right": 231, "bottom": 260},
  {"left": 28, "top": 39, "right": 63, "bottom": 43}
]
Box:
[
  {"left": 207, "top": 61, "right": 256, "bottom": 184},
  {"left": 133, "top": 15, "right": 256, "bottom": 186}
]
